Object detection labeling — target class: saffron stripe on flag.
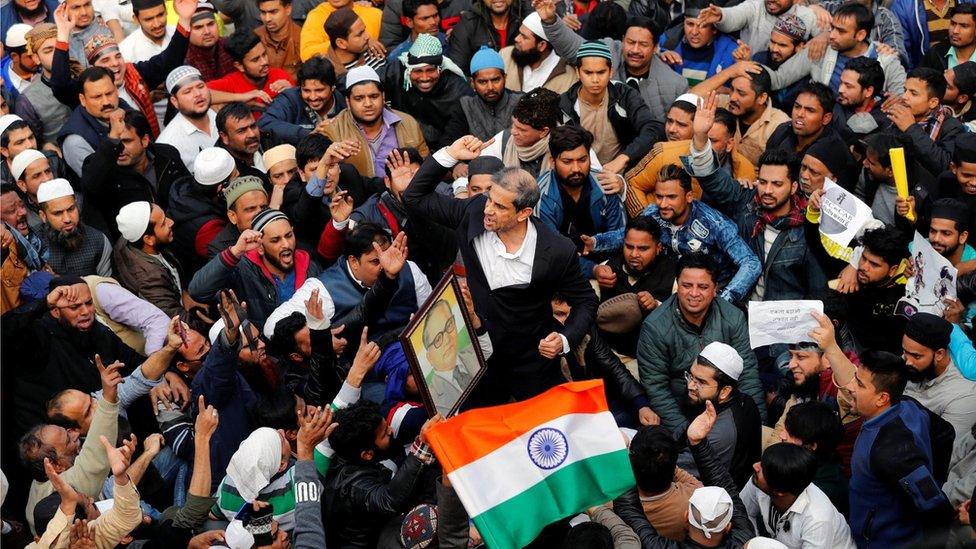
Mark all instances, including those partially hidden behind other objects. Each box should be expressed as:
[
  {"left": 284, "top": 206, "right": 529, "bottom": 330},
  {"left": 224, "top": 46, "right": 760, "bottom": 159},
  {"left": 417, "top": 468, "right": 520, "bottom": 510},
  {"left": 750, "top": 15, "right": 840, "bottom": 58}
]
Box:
[
  {"left": 426, "top": 380, "right": 610, "bottom": 471},
  {"left": 445, "top": 411, "right": 626, "bottom": 517},
  {"left": 470, "top": 450, "right": 634, "bottom": 549}
]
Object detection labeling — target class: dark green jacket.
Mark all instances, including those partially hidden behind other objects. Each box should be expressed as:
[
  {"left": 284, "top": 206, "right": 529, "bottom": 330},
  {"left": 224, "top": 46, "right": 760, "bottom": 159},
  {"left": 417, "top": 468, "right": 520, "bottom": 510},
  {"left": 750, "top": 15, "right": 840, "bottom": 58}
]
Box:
[{"left": 637, "top": 294, "right": 766, "bottom": 435}]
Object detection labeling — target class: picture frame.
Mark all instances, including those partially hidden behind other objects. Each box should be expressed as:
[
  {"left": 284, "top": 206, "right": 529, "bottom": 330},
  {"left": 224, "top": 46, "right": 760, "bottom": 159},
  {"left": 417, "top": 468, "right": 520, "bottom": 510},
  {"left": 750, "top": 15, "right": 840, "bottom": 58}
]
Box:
[{"left": 399, "top": 271, "right": 489, "bottom": 417}]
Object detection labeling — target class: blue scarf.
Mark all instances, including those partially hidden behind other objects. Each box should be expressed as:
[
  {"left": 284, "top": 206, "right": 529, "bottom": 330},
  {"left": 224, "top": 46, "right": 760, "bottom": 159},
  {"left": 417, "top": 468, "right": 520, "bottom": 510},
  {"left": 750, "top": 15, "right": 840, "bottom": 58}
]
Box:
[{"left": 5, "top": 222, "right": 48, "bottom": 271}]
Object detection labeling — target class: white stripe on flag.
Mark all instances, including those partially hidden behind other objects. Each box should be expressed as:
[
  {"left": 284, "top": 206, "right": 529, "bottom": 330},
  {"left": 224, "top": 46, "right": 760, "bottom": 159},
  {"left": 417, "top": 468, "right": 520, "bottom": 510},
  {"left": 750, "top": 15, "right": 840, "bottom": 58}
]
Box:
[{"left": 447, "top": 411, "right": 625, "bottom": 517}]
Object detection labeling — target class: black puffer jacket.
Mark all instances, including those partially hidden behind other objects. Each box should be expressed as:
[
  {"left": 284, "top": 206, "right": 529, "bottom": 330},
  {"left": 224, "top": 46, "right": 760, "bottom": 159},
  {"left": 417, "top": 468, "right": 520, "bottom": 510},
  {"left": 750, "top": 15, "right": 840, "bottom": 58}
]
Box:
[
  {"left": 81, "top": 139, "right": 189, "bottom": 239},
  {"left": 567, "top": 327, "right": 650, "bottom": 415},
  {"left": 324, "top": 454, "right": 429, "bottom": 548},
  {"left": 167, "top": 175, "right": 227, "bottom": 271}
]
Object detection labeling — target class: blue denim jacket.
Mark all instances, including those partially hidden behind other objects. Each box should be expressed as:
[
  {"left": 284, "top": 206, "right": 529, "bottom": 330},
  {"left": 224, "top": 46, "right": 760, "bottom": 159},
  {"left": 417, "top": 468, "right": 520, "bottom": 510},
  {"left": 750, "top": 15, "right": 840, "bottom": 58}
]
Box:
[
  {"left": 536, "top": 169, "right": 625, "bottom": 278},
  {"left": 590, "top": 200, "right": 760, "bottom": 302},
  {"left": 683, "top": 142, "right": 828, "bottom": 301}
]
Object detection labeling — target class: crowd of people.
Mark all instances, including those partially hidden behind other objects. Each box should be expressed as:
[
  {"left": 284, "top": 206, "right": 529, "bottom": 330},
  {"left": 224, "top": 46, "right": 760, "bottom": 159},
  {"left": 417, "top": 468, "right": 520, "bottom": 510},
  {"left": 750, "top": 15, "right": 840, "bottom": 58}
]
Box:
[{"left": 2, "top": 0, "right": 976, "bottom": 544}]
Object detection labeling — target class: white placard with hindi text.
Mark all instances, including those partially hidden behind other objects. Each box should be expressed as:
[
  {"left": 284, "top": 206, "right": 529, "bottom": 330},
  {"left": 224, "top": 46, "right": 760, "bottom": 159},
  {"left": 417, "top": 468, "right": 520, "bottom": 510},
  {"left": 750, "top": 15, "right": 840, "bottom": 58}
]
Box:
[
  {"left": 748, "top": 300, "right": 824, "bottom": 348},
  {"left": 819, "top": 179, "right": 874, "bottom": 249}
]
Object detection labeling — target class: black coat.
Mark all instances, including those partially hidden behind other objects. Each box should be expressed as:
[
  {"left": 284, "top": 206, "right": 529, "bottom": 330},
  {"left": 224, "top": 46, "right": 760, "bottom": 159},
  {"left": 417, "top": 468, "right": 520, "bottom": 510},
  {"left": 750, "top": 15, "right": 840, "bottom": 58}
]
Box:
[
  {"left": 382, "top": 63, "right": 474, "bottom": 150},
  {"left": 446, "top": 0, "right": 532, "bottom": 74},
  {"left": 167, "top": 175, "right": 228, "bottom": 271},
  {"left": 2, "top": 298, "right": 144, "bottom": 434},
  {"left": 403, "top": 156, "right": 598, "bottom": 403},
  {"left": 567, "top": 327, "right": 649, "bottom": 415},
  {"left": 80, "top": 139, "right": 189, "bottom": 239}
]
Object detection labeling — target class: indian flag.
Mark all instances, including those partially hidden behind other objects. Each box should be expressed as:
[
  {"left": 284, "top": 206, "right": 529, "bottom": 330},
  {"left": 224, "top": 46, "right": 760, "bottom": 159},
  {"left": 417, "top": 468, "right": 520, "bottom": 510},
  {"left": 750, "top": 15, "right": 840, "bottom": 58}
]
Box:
[{"left": 425, "top": 380, "right": 635, "bottom": 548}]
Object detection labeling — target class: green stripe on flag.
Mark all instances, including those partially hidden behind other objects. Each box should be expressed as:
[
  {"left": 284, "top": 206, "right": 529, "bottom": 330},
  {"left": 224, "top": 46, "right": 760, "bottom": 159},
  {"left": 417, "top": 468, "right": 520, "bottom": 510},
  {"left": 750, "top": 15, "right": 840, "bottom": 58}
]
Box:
[{"left": 470, "top": 450, "right": 635, "bottom": 549}]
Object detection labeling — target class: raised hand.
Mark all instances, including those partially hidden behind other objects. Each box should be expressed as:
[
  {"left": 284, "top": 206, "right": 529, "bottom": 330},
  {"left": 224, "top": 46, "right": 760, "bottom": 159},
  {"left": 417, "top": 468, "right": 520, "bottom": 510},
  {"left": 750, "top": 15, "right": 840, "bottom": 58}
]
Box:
[
  {"left": 188, "top": 530, "right": 226, "bottom": 549},
  {"left": 194, "top": 394, "right": 220, "bottom": 439},
  {"left": 385, "top": 148, "right": 415, "bottom": 193},
  {"left": 297, "top": 406, "right": 337, "bottom": 460},
  {"left": 321, "top": 140, "right": 360, "bottom": 168},
  {"left": 69, "top": 519, "right": 95, "bottom": 549},
  {"left": 44, "top": 458, "right": 81, "bottom": 506},
  {"left": 446, "top": 136, "right": 495, "bottom": 162},
  {"left": 100, "top": 434, "right": 137, "bottom": 479},
  {"left": 595, "top": 171, "right": 624, "bottom": 194},
  {"left": 173, "top": 0, "right": 198, "bottom": 26},
  {"left": 350, "top": 327, "right": 381, "bottom": 384},
  {"left": 218, "top": 289, "right": 248, "bottom": 345},
  {"left": 692, "top": 91, "right": 718, "bottom": 148},
  {"left": 562, "top": 13, "right": 581, "bottom": 30},
  {"left": 419, "top": 414, "right": 445, "bottom": 443},
  {"left": 329, "top": 190, "right": 354, "bottom": 223},
  {"left": 658, "top": 50, "right": 682, "bottom": 66},
  {"left": 331, "top": 325, "right": 348, "bottom": 355},
  {"left": 732, "top": 39, "right": 751, "bottom": 62},
  {"left": 54, "top": 2, "right": 77, "bottom": 41},
  {"left": 532, "top": 0, "right": 557, "bottom": 23},
  {"left": 580, "top": 235, "right": 595, "bottom": 256},
  {"left": 47, "top": 283, "right": 81, "bottom": 309},
  {"left": 95, "top": 354, "right": 124, "bottom": 404},
  {"left": 807, "top": 312, "right": 838, "bottom": 352},
  {"left": 166, "top": 315, "right": 187, "bottom": 352},
  {"left": 107, "top": 109, "right": 126, "bottom": 140},
  {"left": 143, "top": 433, "right": 164, "bottom": 457},
  {"left": 687, "top": 400, "right": 717, "bottom": 445},
  {"left": 378, "top": 232, "right": 408, "bottom": 279},
  {"left": 150, "top": 382, "right": 174, "bottom": 415},
  {"left": 164, "top": 371, "right": 191, "bottom": 409},
  {"left": 696, "top": 5, "right": 722, "bottom": 26},
  {"left": 230, "top": 229, "right": 262, "bottom": 258}
]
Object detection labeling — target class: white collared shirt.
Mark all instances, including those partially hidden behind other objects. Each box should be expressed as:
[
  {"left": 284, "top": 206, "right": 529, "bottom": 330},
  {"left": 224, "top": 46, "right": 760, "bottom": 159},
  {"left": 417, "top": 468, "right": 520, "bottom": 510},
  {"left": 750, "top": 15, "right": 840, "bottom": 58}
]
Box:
[
  {"left": 7, "top": 69, "right": 35, "bottom": 93},
  {"left": 118, "top": 26, "right": 174, "bottom": 62},
  {"left": 472, "top": 221, "right": 537, "bottom": 291},
  {"left": 157, "top": 111, "right": 219, "bottom": 174},
  {"left": 521, "top": 50, "right": 561, "bottom": 93},
  {"left": 740, "top": 480, "right": 856, "bottom": 549}
]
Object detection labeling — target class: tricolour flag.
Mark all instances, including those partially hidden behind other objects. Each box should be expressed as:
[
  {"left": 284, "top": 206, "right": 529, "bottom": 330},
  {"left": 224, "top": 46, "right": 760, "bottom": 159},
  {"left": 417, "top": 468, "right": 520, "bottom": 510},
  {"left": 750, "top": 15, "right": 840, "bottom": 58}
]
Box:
[{"left": 425, "top": 380, "right": 635, "bottom": 548}]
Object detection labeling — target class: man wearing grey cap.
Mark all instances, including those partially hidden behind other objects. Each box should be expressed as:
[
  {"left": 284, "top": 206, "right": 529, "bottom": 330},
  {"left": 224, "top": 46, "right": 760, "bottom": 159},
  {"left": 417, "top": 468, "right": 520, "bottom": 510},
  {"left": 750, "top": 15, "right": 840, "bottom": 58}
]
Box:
[
  {"left": 157, "top": 65, "right": 219, "bottom": 174},
  {"left": 189, "top": 207, "right": 322, "bottom": 327}
]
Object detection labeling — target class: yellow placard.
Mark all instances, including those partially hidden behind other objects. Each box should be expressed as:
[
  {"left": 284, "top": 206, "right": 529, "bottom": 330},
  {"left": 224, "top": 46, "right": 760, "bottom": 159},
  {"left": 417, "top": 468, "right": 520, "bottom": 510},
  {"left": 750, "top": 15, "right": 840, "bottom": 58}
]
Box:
[{"left": 888, "top": 147, "right": 916, "bottom": 222}]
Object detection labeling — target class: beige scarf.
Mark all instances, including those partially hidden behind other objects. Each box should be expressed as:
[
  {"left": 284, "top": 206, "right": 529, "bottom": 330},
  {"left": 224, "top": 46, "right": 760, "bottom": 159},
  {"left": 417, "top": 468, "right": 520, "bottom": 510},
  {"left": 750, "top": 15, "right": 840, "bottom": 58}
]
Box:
[
  {"left": 579, "top": 93, "right": 620, "bottom": 165},
  {"left": 502, "top": 132, "right": 552, "bottom": 172}
]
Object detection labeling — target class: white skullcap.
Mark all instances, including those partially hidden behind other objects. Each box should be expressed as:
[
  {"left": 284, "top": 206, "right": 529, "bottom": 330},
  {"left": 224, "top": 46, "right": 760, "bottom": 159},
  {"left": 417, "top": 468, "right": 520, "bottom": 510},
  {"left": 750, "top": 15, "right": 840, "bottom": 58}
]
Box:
[
  {"left": 698, "top": 341, "right": 743, "bottom": 381},
  {"left": 522, "top": 12, "right": 548, "bottom": 41},
  {"left": 165, "top": 65, "right": 203, "bottom": 95},
  {"left": 688, "top": 486, "right": 734, "bottom": 539},
  {"left": 345, "top": 66, "right": 381, "bottom": 89},
  {"left": 0, "top": 114, "right": 23, "bottom": 136},
  {"left": 673, "top": 93, "right": 701, "bottom": 107},
  {"left": 746, "top": 537, "right": 790, "bottom": 549},
  {"left": 193, "top": 147, "right": 236, "bottom": 185},
  {"left": 116, "top": 201, "right": 152, "bottom": 243},
  {"left": 36, "top": 178, "right": 74, "bottom": 203},
  {"left": 10, "top": 149, "right": 46, "bottom": 180},
  {"left": 5, "top": 24, "right": 33, "bottom": 48}
]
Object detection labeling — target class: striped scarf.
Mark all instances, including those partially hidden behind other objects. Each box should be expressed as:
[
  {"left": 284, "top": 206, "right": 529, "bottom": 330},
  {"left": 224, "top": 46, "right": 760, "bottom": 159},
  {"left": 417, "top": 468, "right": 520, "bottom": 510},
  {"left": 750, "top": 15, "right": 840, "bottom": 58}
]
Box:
[
  {"left": 122, "top": 64, "right": 160, "bottom": 137},
  {"left": 751, "top": 193, "right": 807, "bottom": 238}
]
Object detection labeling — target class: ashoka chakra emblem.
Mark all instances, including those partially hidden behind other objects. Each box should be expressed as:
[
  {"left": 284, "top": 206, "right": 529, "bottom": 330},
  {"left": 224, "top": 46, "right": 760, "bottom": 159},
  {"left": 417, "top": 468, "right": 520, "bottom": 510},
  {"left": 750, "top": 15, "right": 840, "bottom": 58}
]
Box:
[{"left": 526, "top": 428, "right": 569, "bottom": 470}]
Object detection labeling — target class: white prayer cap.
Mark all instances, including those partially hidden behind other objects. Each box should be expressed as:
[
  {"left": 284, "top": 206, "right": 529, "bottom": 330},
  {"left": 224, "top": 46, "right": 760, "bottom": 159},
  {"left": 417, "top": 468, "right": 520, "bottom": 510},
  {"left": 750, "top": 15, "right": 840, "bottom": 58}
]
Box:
[
  {"left": 345, "top": 66, "right": 381, "bottom": 90},
  {"left": 10, "top": 149, "right": 46, "bottom": 180},
  {"left": 5, "top": 24, "right": 33, "bottom": 48},
  {"left": 698, "top": 341, "right": 743, "bottom": 381},
  {"left": 673, "top": 93, "right": 701, "bottom": 108},
  {"left": 0, "top": 114, "right": 24, "bottom": 135},
  {"left": 116, "top": 201, "right": 152, "bottom": 243},
  {"left": 193, "top": 147, "right": 236, "bottom": 186},
  {"left": 522, "top": 12, "right": 547, "bottom": 41},
  {"left": 746, "top": 537, "right": 790, "bottom": 549},
  {"left": 166, "top": 65, "right": 203, "bottom": 95},
  {"left": 36, "top": 178, "right": 74, "bottom": 204},
  {"left": 688, "top": 486, "right": 734, "bottom": 539}
]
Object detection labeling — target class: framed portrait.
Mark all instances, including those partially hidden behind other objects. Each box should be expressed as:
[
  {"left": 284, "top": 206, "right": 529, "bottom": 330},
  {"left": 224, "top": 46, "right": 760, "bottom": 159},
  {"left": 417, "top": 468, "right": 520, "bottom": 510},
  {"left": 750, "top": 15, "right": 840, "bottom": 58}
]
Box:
[{"left": 400, "top": 271, "right": 488, "bottom": 417}]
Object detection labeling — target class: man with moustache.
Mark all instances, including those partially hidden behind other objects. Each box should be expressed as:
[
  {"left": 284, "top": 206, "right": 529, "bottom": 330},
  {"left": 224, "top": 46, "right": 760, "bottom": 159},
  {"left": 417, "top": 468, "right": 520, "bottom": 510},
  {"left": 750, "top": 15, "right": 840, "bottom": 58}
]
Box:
[
  {"left": 686, "top": 91, "right": 826, "bottom": 301},
  {"left": 902, "top": 312, "right": 976, "bottom": 438},
  {"left": 0, "top": 183, "right": 49, "bottom": 275},
  {"left": 536, "top": 125, "right": 624, "bottom": 277},
  {"left": 674, "top": 341, "right": 762, "bottom": 490},
  {"left": 1, "top": 0, "right": 58, "bottom": 47},
  {"left": 442, "top": 47, "right": 524, "bottom": 144},
  {"left": 36, "top": 178, "right": 113, "bottom": 277},
  {"left": 499, "top": 11, "right": 577, "bottom": 93},
  {"left": 422, "top": 298, "right": 490, "bottom": 416},
  {"left": 259, "top": 57, "right": 347, "bottom": 146},
  {"left": 79, "top": 109, "right": 188, "bottom": 239},
  {"left": 119, "top": 0, "right": 174, "bottom": 62},
  {"left": 383, "top": 34, "right": 473, "bottom": 149},
  {"left": 217, "top": 102, "right": 267, "bottom": 180},
  {"left": 157, "top": 66, "right": 220, "bottom": 175},
  {"left": 323, "top": 66, "right": 428, "bottom": 178},
  {"left": 189, "top": 208, "right": 321, "bottom": 328},
  {"left": 184, "top": 2, "right": 235, "bottom": 83},
  {"left": 924, "top": 199, "right": 976, "bottom": 269}
]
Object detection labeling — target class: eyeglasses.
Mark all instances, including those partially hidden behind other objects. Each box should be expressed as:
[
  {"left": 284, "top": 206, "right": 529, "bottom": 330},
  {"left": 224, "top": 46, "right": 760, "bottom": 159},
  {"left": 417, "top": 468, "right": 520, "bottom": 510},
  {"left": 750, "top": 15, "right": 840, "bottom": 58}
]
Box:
[
  {"left": 428, "top": 316, "right": 457, "bottom": 350},
  {"left": 684, "top": 370, "right": 702, "bottom": 389}
]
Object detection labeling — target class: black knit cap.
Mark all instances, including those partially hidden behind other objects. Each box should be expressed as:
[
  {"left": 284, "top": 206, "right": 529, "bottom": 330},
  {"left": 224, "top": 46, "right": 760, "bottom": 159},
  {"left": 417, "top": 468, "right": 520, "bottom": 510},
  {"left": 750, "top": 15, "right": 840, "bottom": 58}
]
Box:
[{"left": 904, "top": 312, "right": 952, "bottom": 351}]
